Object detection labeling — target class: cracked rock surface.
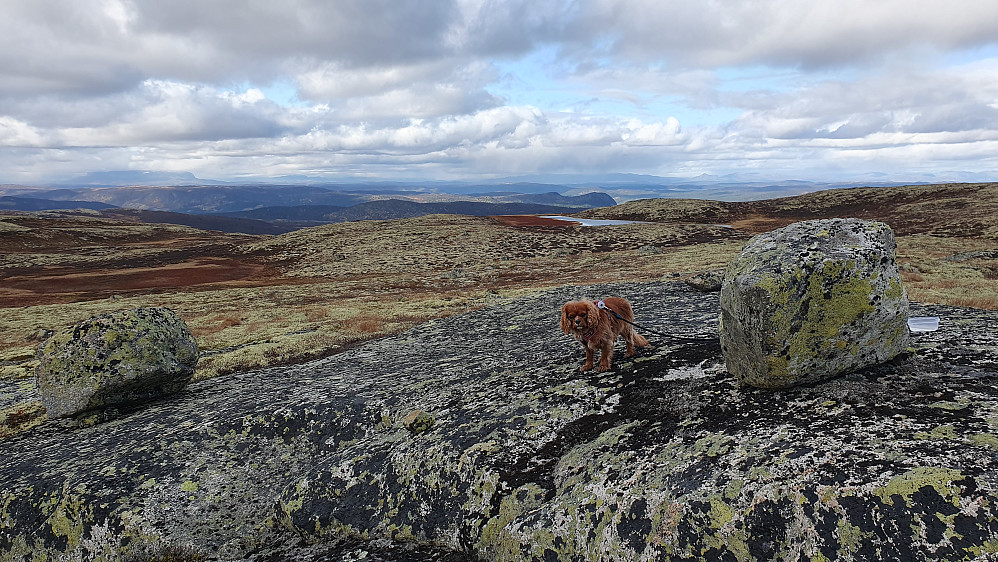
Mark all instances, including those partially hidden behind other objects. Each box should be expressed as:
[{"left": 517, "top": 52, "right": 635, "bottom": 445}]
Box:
[{"left": 2, "top": 281, "right": 998, "bottom": 561}]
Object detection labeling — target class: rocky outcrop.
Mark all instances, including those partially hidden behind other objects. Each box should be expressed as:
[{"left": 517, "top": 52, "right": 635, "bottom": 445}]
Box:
[
  {"left": 719, "top": 218, "right": 910, "bottom": 388},
  {"left": 2, "top": 282, "right": 998, "bottom": 561},
  {"left": 35, "top": 307, "right": 199, "bottom": 418}
]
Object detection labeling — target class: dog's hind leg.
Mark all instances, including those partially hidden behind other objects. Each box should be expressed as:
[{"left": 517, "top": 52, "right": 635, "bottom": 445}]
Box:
[
  {"left": 623, "top": 326, "right": 637, "bottom": 357},
  {"left": 627, "top": 326, "right": 650, "bottom": 354}
]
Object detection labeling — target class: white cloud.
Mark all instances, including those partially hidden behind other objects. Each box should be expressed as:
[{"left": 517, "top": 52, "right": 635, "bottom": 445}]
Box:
[
  {"left": 0, "top": 117, "right": 45, "bottom": 147},
  {"left": 1, "top": 0, "right": 997, "bottom": 183},
  {"left": 730, "top": 60, "right": 998, "bottom": 142},
  {"left": 296, "top": 60, "right": 502, "bottom": 120},
  {"left": 622, "top": 117, "right": 684, "bottom": 146}
]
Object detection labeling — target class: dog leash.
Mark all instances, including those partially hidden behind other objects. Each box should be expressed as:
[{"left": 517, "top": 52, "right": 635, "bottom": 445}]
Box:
[{"left": 596, "top": 300, "right": 709, "bottom": 343}]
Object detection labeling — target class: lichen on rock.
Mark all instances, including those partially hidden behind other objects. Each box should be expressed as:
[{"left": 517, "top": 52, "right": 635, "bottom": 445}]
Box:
[
  {"left": 402, "top": 409, "right": 436, "bottom": 433},
  {"left": 2, "top": 282, "right": 998, "bottom": 561},
  {"left": 35, "top": 307, "right": 199, "bottom": 418},
  {"left": 719, "top": 218, "right": 911, "bottom": 388}
]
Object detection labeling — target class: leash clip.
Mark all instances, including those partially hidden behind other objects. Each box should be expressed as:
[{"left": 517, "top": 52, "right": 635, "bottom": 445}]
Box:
[{"left": 596, "top": 300, "right": 606, "bottom": 309}]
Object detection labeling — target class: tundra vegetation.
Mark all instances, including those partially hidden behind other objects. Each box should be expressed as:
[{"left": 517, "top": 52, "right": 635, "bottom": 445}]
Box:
[{"left": 1, "top": 182, "right": 996, "bottom": 437}]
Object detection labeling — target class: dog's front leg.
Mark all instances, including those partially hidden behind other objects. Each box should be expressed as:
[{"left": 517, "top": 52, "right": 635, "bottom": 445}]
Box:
[
  {"left": 581, "top": 344, "right": 594, "bottom": 371},
  {"left": 598, "top": 342, "right": 613, "bottom": 372}
]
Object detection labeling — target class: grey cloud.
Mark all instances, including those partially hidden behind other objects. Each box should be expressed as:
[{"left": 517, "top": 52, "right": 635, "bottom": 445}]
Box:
[
  {"left": 0, "top": 0, "right": 565, "bottom": 98},
  {"left": 906, "top": 103, "right": 998, "bottom": 134},
  {"left": 0, "top": 2, "right": 144, "bottom": 96},
  {"left": 6, "top": 0, "right": 998, "bottom": 100},
  {"left": 6, "top": 82, "right": 297, "bottom": 148},
  {"left": 567, "top": 0, "right": 998, "bottom": 69},
  {"left": 294, "top": 59, "right": 503, "bottom": 119},
  {"left": 820, "top": 114, "right": 895, "bottom": 139},
  {"left": 449, "top": 0, "right": 579, "bottom": 58},
  {"left": 0, "top": 0, "right": 464, "bottom": 97},
  {"left": 132, "top": 0, "right": 459, "bottom": 69}
]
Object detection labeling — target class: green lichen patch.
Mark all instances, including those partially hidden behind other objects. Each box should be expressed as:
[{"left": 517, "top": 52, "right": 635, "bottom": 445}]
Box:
[{"left": 874, "top": 467, "right": 965, "bottom": 508}]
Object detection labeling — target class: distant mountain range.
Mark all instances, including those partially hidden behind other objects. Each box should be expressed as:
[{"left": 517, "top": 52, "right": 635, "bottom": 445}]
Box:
[
  {"left": 0, "top": 185, "right": 616, "bottom": 235},
  {"left": 2, "top": 169, "right": 993, "bottom": 235},
  {"left": 37, "top": 169, "right": 995, "bottom": 189},
  {"left": 32, "top": 168, "right": 996, "bottom": 199},
  {"left": 0, "top": 184, "right": 368, "bottom": 214},
  {"left": 1, "top": 196, "right": 117, "bottom": 212}
]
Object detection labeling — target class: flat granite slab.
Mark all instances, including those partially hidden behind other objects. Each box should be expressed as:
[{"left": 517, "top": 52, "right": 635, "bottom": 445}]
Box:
[{"left": 2, "top": 281, "right": 997, "bottom": 561}]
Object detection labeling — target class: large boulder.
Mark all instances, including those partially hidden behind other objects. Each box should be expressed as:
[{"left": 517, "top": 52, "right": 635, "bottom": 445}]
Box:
[
  {"left": 35, "top": 307, "right": 199, "bottom": 418},
  {"left": 719, "top": 218, "right": 910, "bottom": 388}
]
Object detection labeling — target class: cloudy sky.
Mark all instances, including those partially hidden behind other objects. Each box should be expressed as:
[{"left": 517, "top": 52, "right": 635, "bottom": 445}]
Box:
[{"left": 2, "top": 0, "right": 998, "bottom": 185}]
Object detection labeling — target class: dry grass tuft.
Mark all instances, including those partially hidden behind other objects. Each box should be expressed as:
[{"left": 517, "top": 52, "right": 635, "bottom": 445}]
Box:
[
  {"left": 343, "top": 316, "right": 385, "bottom": 334},
  {"left": 0, "top": 402, "right": 46, "bottom": 439}
]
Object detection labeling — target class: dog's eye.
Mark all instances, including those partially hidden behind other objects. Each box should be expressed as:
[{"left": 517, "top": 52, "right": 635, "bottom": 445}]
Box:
[{"left": 579, "top": 313, "right": 586, "bottom": 317}]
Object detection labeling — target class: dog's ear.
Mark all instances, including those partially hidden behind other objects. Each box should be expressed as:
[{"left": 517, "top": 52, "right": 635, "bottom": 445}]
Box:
[
  {"left": 587, "top": 301, "right": 601, "bottom": 328},
  {"left": 560, "top": 303, "right": 572, "bottom": 334}
]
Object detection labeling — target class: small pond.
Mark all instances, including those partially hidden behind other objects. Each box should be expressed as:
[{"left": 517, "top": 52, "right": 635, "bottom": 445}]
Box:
[{"left": 540, "top": 215, "right": 644, "bottom": 227}]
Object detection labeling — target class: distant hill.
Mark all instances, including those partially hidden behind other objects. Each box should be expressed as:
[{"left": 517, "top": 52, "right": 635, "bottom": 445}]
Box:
[
  {"left": 0, "top": 187, "right": 618, "bottom": 234},
  {"left": 580, "top": 182, "right": 998, "bottom": 237},
  {"left": 63, "top": 170, "right": 218, "bottom": 187},
  {"left": 221, "top": 198, "right": 615, "bottom": 225},
  {"left": 6, "top": 185, "right": 369, "bottom": 214},
  {"left": 0, "top": 196, "right": 117, "bottom": 212},
  {"left": 481, "top": 191, "right": 615, "bottom": 207},
  {"left": 100, "top": 209, "right": 294, "bottom": 235}
]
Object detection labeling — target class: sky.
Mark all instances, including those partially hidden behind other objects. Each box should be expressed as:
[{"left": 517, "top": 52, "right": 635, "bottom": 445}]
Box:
[{"left": 2, "top": 0, "right": 998, "bottom": 185}]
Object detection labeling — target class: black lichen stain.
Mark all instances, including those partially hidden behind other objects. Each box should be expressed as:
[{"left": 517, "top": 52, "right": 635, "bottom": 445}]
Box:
[
  {"left": 618, "top": 498, "right": 651, "bottom": 552},
  {"left": 499, "top": 409, "right": 618, "bottom": 500},
  {"left": 743, "top": 498, "right": 790, "bottom": 560}
]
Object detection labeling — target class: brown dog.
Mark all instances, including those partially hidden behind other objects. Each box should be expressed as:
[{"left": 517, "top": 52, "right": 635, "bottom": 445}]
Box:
[{"left": 560, "top": 297, "right": 649, "bottom": 372}]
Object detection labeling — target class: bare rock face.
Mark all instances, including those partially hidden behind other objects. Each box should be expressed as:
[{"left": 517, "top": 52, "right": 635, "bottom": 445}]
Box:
[
  {"left": 35, "top": 307, "right": 199, "bottom": 418},
  {"left": 720, "top": 218, "right": 910, "bottom": 388},
  {"left": 4, "top": 283, "right": 998, "bottom": 561}
]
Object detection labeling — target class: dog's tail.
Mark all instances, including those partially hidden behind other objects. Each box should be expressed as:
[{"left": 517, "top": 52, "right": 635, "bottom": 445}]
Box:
[{"left": 633, "top": 332, "right": 649, "bottom": 347}]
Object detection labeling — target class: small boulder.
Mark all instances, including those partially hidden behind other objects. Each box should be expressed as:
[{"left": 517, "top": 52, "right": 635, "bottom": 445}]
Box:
[
  {"left": 685, "top": 270, "right": 723, "bottom": 292},
  {"left": 402, "top": 409, "right": 435, "bottom": 433},
  {"left": 36, "top": 307, "right": 199, "bottom": 418},
  {"left": 719, "top": 218, "right": 910, "bottom": 388}
]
